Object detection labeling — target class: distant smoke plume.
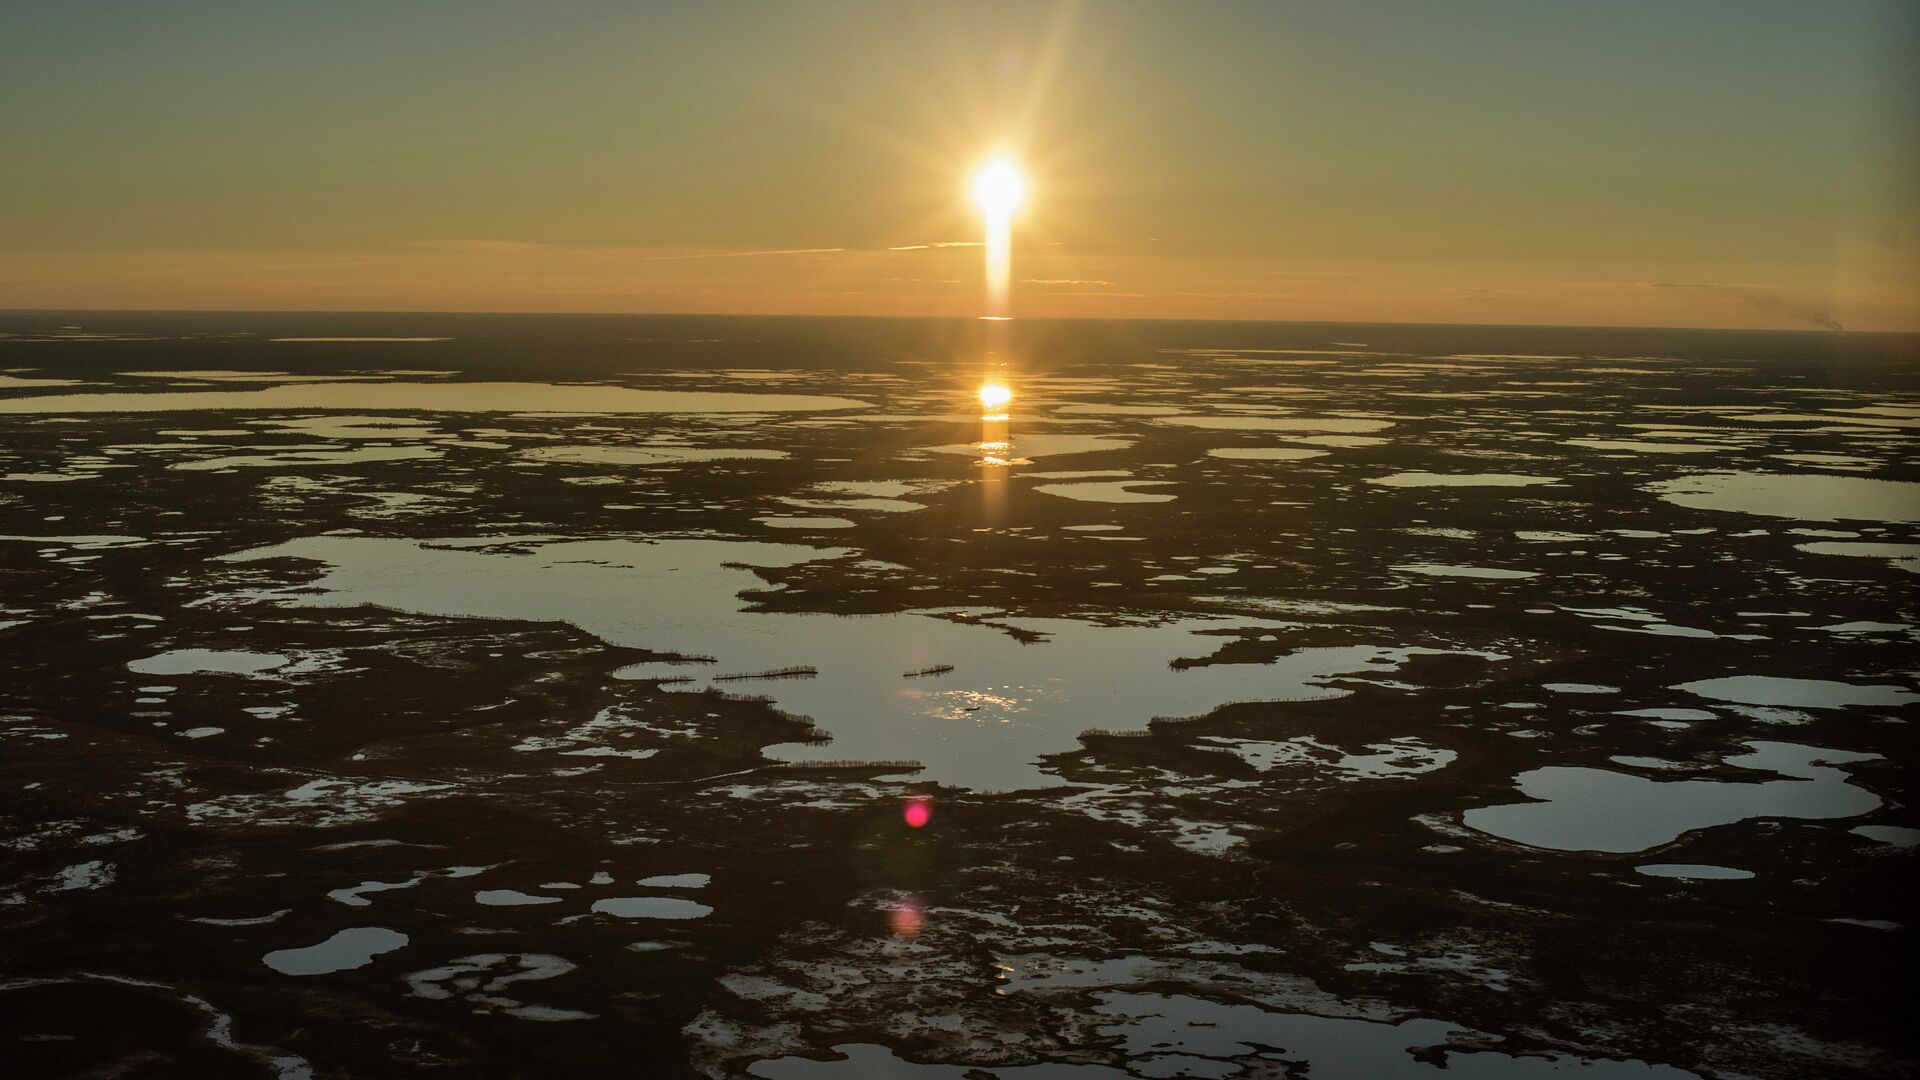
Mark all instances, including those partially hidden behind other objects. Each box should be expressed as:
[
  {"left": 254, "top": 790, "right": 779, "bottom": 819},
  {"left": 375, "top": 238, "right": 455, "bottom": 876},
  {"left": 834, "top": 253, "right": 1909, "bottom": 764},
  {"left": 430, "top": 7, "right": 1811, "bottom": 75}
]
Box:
[{"left": 1646, "top": 282, "right": 1843, "bottom": 331}]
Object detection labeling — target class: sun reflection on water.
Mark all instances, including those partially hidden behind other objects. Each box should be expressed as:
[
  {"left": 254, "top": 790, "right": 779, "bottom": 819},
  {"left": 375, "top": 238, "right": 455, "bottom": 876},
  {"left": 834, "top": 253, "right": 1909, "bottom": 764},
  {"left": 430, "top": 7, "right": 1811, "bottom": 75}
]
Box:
[
  {"left": 976, "top": 382, "right": 1015, "bottom": 469},
  {"left": 923, "top": 687, "right": 1027, "bottom": 723},
  {"left": 885, "top": 893, "right": 926, "bottom": 937}
]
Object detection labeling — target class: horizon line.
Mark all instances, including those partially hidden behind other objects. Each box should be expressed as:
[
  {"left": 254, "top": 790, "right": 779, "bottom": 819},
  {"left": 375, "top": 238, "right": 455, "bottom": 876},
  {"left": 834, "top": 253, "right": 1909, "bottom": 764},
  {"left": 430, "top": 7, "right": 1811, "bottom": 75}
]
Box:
[{"left": 0, "top": 307, "right": 1910, "bottom": 337}]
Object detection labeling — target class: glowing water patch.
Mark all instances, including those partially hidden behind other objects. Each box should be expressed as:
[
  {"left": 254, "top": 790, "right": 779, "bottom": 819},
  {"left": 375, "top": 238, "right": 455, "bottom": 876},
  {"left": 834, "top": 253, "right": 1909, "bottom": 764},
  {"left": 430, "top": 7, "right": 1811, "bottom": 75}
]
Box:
[
  {"left": 1646, "top": 472, "right": 1920, "bottom": 524},
  {"left": 252, "top": 415, "right": 441, "bottom": 440},
  {"left": 476, "top": 890, "right": 563, "bottom": 906},
  {"left": 923, "top": 433, "right": 1134, "bottom": 460},
  {"left": 1635, "top": 864, "right": 1754, "bottom": 880},
  {"left": 1564, "top": 439, "right": 1723, "bottom": 454},
  {"left": 636, "top": 873, "right": 710, "bottom": 888},
  {"left": 1032, "top": 480, "right": 1176, "bottom": 504},
  {"left": 128, "top": 649, "right": 290, "bottom": 676},
  {"left": 1159, "top": 416, "right": 1393, "bottom": 433},
  {"left": 171, "top": 445, "right": 442, "bottom": 472},
  {"left": 756, "top": 517, "right": 856, "bottom": 530},
  {"left": 0, "top": 534, "right": 145, "bottom": 549},
  {"left": 1289, "top": 434, "right": 1391, "bottom": 447},
  {"left": 1392, "top": 564, "right": 1537, "bottom": 580},
  {"left": 1794, "top": 541, "right": 1920, "bottom": 574},
  {"left": 812, "top": 480, "right": 950, "bottom": 499},
  {"left": 263, "top": 927, "right": 408, "bottom": 975},
  {"left": 119, "top": 370, "right": 394, "bottom": 383},
  {"left": 404, "top": 953, "right": 593, "bottom": 1022},
  {"left": 1615, "top": 708, "right": 1716, "bottom": 722},
  {"left": 524, "top": 445, "right": 788, "bottom": 465},
  {"left": 1672, "top": 676, "right": 1917, "bottom": 709},
  {"left": 0, "top": 382, "right": 870, "bottom": 415},
  {"left": 1463, "top": 742, "right": 1880, "bottom": 853},
  {"left": 1201, "top": 736, "right": 1454, "bottom": 780},
  {"left": 218, "top": 537, "right": 1499, "bottom": 791},
  {"left": 591, "top": 896, "right": 713, "bottom": 919},
  {"left": 1852, "top": 825, "right": 1920, "bottom": 848},
  {"left": 1055, "top": 403, "right": 1186, "bottom": 416},
  {"left": 1366, "top": 473, "right": 1558, "bottom": 488},
  {"left": 1772, "top": 453, "right": 1879, "bottom": 469},
  {"left": 1205, "top": 448, "right": 1329, "bottom": 461}
]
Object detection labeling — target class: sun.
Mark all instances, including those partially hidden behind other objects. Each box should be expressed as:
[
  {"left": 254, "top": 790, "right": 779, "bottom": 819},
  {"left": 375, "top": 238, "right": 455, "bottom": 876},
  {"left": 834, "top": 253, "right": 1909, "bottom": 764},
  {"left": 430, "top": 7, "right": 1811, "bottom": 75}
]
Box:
[
  {"left": 978, "top": 382, "right": 1013, "bottom": 412},
  {"left": 971, "top": 158, "right": 1026, "bottom": 219},
  {"left": 971, "top": 156, "right": 1027, "bottom": 317}
]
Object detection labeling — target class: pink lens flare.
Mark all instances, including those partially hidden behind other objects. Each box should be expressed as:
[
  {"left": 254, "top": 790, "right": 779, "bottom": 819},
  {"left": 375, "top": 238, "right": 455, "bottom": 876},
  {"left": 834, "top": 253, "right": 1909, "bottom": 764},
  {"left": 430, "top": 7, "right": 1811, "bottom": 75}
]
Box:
[
  {"left": 887, "top": 897, "right": 926, "bottom": 936},
  {"left": 903, "top": 796, "right": 932, "bottom": 828}
]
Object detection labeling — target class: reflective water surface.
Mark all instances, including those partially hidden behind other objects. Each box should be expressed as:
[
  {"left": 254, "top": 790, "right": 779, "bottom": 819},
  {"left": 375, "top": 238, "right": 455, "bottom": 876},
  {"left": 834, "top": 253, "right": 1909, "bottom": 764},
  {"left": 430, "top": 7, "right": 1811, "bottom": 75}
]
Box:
[{"left": 1, "top": 314, "right": 1913, "bottom": 1080}]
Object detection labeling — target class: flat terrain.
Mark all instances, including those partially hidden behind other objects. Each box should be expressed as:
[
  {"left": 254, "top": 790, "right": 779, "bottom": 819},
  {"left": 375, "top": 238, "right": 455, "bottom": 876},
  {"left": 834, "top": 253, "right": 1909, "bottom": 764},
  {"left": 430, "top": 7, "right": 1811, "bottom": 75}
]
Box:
[{"left": 1, "top": 313, "right": 1915, "bottom": 1079}]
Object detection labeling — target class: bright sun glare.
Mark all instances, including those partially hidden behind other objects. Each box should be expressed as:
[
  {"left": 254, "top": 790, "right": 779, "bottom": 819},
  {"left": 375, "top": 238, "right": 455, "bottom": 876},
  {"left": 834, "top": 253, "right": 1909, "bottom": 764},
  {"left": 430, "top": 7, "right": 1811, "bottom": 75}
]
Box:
[
  {"left": 971, "top": 159, "right": 1026, "bottom": 219},
  {"left": 978, "top": 383, "right": 1013, "bottom": 411},
  {"left": 973, "top": 157, "right": 1026, "bottom": 317}
]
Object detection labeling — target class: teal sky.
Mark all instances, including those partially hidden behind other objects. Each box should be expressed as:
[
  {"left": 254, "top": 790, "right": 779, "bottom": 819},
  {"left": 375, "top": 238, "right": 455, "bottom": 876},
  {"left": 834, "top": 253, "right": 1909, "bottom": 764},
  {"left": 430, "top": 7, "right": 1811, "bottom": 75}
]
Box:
[{"left": 3, "top": 1, "right": 1915, "bottom": 328}]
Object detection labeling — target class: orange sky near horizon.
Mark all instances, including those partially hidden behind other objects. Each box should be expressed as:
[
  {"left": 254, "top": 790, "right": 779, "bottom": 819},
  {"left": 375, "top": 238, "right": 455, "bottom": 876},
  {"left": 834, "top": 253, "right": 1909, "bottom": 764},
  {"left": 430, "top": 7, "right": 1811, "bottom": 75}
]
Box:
[
  {"left": 8, "top": 242, "right": 1914, "bottom": 332},
  {"left": 2, "top": 1, "right": 1915, "bottom": 331}
]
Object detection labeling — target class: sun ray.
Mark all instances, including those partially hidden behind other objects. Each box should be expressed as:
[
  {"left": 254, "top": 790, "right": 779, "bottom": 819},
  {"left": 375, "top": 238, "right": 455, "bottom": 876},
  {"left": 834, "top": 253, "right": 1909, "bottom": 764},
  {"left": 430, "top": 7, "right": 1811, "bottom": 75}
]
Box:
[{"left": 971, "top": 157, "right": 1027, "bottom": 316}]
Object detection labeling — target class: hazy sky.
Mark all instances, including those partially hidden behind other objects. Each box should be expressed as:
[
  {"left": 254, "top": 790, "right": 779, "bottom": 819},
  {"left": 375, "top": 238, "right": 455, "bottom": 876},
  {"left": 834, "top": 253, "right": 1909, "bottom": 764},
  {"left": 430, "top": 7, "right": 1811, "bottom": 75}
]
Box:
[{"left": 3, "top": 1, "right": 1916, "bottom": 328}]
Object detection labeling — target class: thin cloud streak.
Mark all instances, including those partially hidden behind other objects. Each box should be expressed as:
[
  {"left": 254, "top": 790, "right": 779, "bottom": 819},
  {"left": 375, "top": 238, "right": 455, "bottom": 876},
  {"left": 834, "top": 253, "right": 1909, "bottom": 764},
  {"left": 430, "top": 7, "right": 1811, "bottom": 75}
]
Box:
[{"left": 645, "top": 247, "right": 848, "bottom": 261}]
